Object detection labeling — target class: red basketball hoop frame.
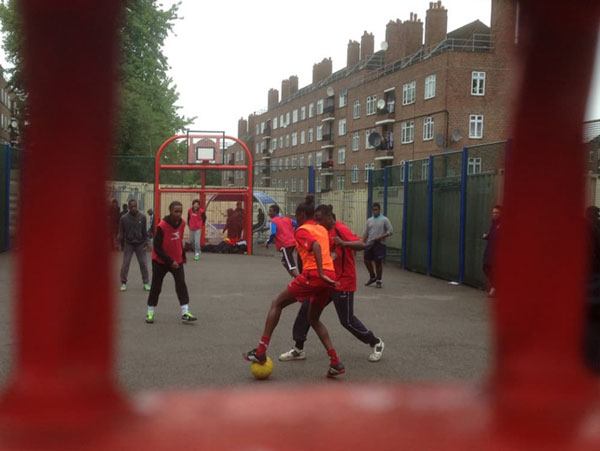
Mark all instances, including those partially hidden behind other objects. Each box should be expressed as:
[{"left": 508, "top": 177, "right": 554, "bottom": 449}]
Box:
[{"left": 154, "top": 134, "right": 253, "bottom": 255}]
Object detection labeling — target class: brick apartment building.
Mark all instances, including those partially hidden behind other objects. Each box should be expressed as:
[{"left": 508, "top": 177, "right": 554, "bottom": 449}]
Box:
[
  {"left": 226, "top": 0, "right": 516, "bottom": 192},
  {"left": 0, "top": 71, "right": 16, "bottom": 144}
]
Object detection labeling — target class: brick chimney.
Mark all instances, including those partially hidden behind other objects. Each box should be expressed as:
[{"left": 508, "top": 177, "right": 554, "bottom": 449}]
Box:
[
  {"left": 312, "top": 58, "right": 332, "bottom": 84},
  {"left": 403, "top": 12, "right": 423, "bottom": 57},
  {"left": 289, "top": 75, "right": 299, "bottom": 95},
  {"left": 312, "top": 62, "right": 321, "bottom": 84},
  {"left": 268, "top": 88, "right": 279, "bottom": 110},
  {"left": 248, "top": 114, "right": 256, "bottom": 137},
  {"left": 491, "top": 0, "right": 518, "bottom": 58},
  {"left": 237, "top": 117, "right": 247, "bottom": 140},
  {"left": 385, "top": 19, "right": 403, "bottom": 64},
  {"left": 425, "top": 1, "right": 447, "bottom": 49},
  {"left": 347, "top": 40, "right": 360, "bottom": 67},
  {"left": 281, "top": 79, "right": 291, "bottom": 101},
  {"left": 360, "top": 31, "right": 374, "bottom": 61}
]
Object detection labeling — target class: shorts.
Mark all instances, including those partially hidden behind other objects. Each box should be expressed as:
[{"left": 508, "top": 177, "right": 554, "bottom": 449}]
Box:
[
  {"left": 281, "top": 246, "right": 297, "bottom": 271},
  {"left": 364, "top": 241, "right": 386, "bottom": 262},
  {"left": 287, "top": 269, "right": 337, "bottom": 308}
]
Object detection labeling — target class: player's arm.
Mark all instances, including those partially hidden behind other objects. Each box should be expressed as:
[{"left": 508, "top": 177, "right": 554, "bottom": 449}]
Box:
[
  {"left": 201, "top": 211, "right": 207, "bottom": 224},
  {"left": 311, "top": 241, "right": 336, "bottom": 285},
  {"left": 265, "top": 222, "right": 277, "bottom": 247},
  {"left": 335, "top": 224, "right": 365, "bottom": 250},
  {"left": 375, "top": 219, "right": 393, "bottom": 242}
]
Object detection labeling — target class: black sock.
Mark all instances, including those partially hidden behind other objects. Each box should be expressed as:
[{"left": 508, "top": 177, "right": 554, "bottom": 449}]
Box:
[
  {"left": 369, "top": 273, "right": 376, "bottom": 279},
  {"left": 295, "top": 341, "right": 304, "bottom": 350},
  {"left": 369, "top": 337, "right": 380, "bottom": 347}
]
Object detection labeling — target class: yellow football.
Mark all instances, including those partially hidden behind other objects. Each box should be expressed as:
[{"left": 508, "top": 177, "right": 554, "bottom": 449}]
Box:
[{"left": 250, "top": 356, "right": 274, "bottom": 380}]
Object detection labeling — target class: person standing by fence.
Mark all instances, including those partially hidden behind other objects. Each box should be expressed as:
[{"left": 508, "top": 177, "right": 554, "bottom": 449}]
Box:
[
  {"left": 118, "top": 199, "right": 150, "bottom": 292},
  {"left": 363, "top": 203, "right": 393, "bottom": 288},
  {"left": 483, "top": 205, "right": 502, "bottom": 296},
  {"left": 188, "top": 200, "right": 206, "bottom": 260}
]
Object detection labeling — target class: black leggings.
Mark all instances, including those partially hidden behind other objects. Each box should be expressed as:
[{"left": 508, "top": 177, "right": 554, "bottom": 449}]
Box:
[
  {"left": 292, "top": 291, "right": 377, "bottom": 347},
  {"left": 147, "top": 260, "right": 190, "bottom": 307}
]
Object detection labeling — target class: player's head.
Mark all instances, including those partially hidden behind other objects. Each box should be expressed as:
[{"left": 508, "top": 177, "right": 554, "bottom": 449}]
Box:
[
  {"left": 111, "top": 199, "right": 118, "bottom": 207},
  {"left": 295, "top": 195, "right": 315, "bottom": 225},
  {"left": 192, "top": 199, "right": 200, "bottom": 210},
  {"left": 315, "top": 204, "right": 334, "bottom": 230},
  {"left": 169, "top": 200, "right": 183, "bottom": 221},
  {"left": 372, "top": 203, "right": 381, "bottom": 218},
  {"left": 122, "top": 203, "right": 128, "bottom": 212},
  {"left": 128, "top": 199, "right": 138, "bottom": 215},
  {"left": 268, "top": 204, "right": 280, "bottom": 218},
  {"left": 327, "top": 204, "right": 337, "bottom": 222},
  {"left": 492, "top": 205, "right": 502, "bottom": 221},
  {"left": 147, "top": 208, "right": 153, "bottom": 216},
  {"left": 236, "top": 201, "right": 242, "bottom": 209}
]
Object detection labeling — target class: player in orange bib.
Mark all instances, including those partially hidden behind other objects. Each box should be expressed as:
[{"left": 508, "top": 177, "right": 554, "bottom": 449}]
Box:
[{"left": 243, "top": 195, "right": 345, "bottom": 377}]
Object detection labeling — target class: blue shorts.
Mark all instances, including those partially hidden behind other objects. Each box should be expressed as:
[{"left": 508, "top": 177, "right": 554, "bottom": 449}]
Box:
[{"left": 364, "top": 241, "right": 386, "bottom": 262}]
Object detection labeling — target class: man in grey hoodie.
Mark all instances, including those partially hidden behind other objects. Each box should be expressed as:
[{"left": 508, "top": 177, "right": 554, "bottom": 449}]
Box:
[{"left": 118, "top": 199, "right": 150, "bottom": 291}]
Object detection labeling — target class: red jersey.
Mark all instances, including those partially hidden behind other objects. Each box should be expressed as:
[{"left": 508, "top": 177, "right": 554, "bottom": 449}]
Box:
[
  {"left": 270, "top": 215, "right": 296, "bottom": 250},
  {"left": 295, "top": 220, "right": 334, "bottom": 272},
  {"left": 152, "top": 219, "right": 186, "bottom": 264},
  {"left": 188, "top": 207, "right": 204, "bottom": 231},
  {"left": 329, "top": 221, "right": 360, "bottom": 292}
]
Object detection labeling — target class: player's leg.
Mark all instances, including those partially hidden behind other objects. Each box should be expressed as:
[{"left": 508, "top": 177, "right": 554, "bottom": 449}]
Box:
[
  {"left": 170, "top": 264, "right": 196, "bottom": 322},
  {"left": 307, "top": 294, "right": 345, "bottom": 377},
  {"left": 364, "top": 245, "right": 377, "bottom": 286},
  {"left": 279, "top": 299, "right": 310, "bottom": 361},
  {"left": 146, "top": 260, "right": 168, "bottom": 323},
  {"left": 133, "top": 242, "right": 150, "bottom": 288},
  {"left": 281, "top": 247, "right": 299, "bottom": 278},
  {"left": 374, "top": 243, "right": 386, "bottom": 288},
  {"left": 119, "top": 242, "right": 134, "bottom": 290}
]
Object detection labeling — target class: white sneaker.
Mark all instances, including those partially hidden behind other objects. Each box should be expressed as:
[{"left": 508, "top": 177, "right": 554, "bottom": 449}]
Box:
[
  {"left": 278, "top": 348, "right": 306, "bottom": 361},
  {"left": 368, "top": 339, "right": 385, "bottom": 362}
]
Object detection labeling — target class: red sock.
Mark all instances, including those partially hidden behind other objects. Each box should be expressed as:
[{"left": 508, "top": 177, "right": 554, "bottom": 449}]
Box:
[
  {"left": 257, "top": 335, "right": 270, "bottom": 355},
  {"left": 327, "top": 349, "right": 339, "bottom": 366}
]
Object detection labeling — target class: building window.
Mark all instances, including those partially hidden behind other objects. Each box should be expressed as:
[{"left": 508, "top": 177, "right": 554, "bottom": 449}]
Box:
[
  {"left": 338, "top": 147, "right": 346, "bottom": 164},
  {"left": 278, "top": 179, "right": 283, "bottom": 188},
  {"left": 471, "top": 71, "right": 486, "bottom": 96},
  {"left": 308, "top": 128, "right": 314, "bottom": 143},
  {"left": 364, "top": 163, "right": 375, "bottom": 183},
  {"left": 280, "top": 114, "right": 284, "bottom": 126},
  {"left": 352, "top": 165, "right": 359, "bottom": 183},
  {"left": 273, "top": 117, "right": 278, "bottom": 129},
  {"left": 271, "top": 139, "right": 277, "bottom": 151},
  {"left": 255, "top": 124, "right": 260, "bottom": 135},
  {"left": 271, "top": 159, "right": 276, "bottom": 171},
  {"left": 300, "top": 130, "right": 305, "bottom": 145},
  {"left": 292, "top": 155, "right": 297, "bottom": 169},
  {"left": 301, "top": 106, "right": 306, "bottom": 120},
  {"left": 316, "top": 151, "right": 323, "bottom": 167},
  {"left": 261, "top": 122, "right": 266, "bottom": 133},
  {"left": 469, "top": 115, "right": 484, "bottom": 139},
  {"left": 338, "top": 118, "right": 346, "bottom": 136},
  {"left": 366, "top": 129, "right": 376, "bottom": 149},
  {"left": 400, "top": 161, "right": 406, "bottom": 182},
  {"left": 292, "top": 132, "right": 298, "bottom": 146},
  {"left": 353, "top": 100, "right": 360, "bottom": 119},
  {"left": 279, "top": 158, "right": 283, "bottom": 170},
  {"left": 316, "top": 125, "right": 323, "bottom": 141},
  {"left": 299, "top": 178, "right": 304, "bottom": 192},
  {"left": 468, "top": 157, "right": 482, "bottom": 174},
  {"left": 408, "top": 162, "right": 414, "bottom": 181},
  {"left": 385, "top": 90, "right": 396, "bottom": 113},
  {"left": 255, "top": 143, "right": 259, "bottom": 155},
  {"left": 291, "top": 179, "right": 297, "bottom": 192},
  {"left": 285, "top": 180, "right": 289, "bottom": 191},
  {"left": 315, "top": 177, "right": 322, "bottom": 193},
  {"left": 352, "top": 132, "right": 360, "bottom": 151},
  {"left": 339, "top": 89, "right": 348, "bottom": 108},
  {"left": 366, "top": 95, "right": 377, "bottom": 115},
  {"left": 285, "top": 157, "right": 289, "bottom": 169},
  {"left": 300, "top": 155, "right": 305, "bottom": 168},
  {"left": 422, "top": 160, "right": 429, "bottom": 180},
  {"left": 402, "top": 81, "right": 416, "bottom": 105},
  {"left": 337, "top": 176, "right": 345, "bottom": 191},
  {"left": 308, "top": 153, "right": 313, "bottom": 167},
  {"left": 285, "top": 112, "right": 290, "bottom": 125},
  {"left": 317, "top": 99, "right": 324, "bottom": 115},
  {"left": 285, "top": 135, "right": 290, "bottom": 147},
  {"left": 424, "top": 74, "right": 436, "bottom": 99},
  {"left": 309, "top": 103, "right": 314, "bottom": 118},
  {"left": 401, "top": 121, "right": 415, "bottom": 143},
  {"left": 423, "top": 117, "right": 434, "bottom": 141},
  {"left": 279, "top": 136, "right": 283, "bottom": 148},
  {"left": 292, "top": 109, "right": 298, "bottom": 123}
]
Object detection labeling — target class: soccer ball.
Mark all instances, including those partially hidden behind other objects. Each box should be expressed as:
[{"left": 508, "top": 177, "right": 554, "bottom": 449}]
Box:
[{"left": 250, "top": 356, "right": 273, "bottom": 380}]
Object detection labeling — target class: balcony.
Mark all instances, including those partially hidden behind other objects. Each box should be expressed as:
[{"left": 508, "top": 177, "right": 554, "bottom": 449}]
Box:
[
  {"left": 320, "top": 160, "right": 334, "bottom": 176},
  {"left": 374, "top": 149, "right": 394, "bottom": 162},
  {"left": 261, "top": 167, "right": 271, "bottom": 179},
  {"left": 320, "top": 133, "right": 334, "bottom": 149},
  {"left": 262, "top": 125, "right": 271, "bottom": 138}
]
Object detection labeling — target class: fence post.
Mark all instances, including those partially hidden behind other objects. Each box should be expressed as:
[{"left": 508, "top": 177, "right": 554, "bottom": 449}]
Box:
[
  {"left": 401, "top": 162, "right": 409, "bottom": 269},
  {"left": 383, "top": 165, "right": 389, "bottom": 217},
  {"left": 459, "top": 147, "right": 468, "bottom": 284},
  {"left": 426, "top": 155, "right": 434, "bottom": 276},
  {"left": 4, "top": 144, "right": 11, "bottom": 251},
  {"left": 308, "top": 166, "right": 315, "bottom": 194},
  {"left": 367, "top": 168, "right": 373, "bottom": 217}
]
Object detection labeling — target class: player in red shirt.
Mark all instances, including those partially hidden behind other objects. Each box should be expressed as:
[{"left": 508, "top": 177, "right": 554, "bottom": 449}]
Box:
[
  {"left": 243, "top": 195, "right": 345, "bottom": 377},
  {"left": 187, "top": 199, "right": 206, "bottom": 260},
  {"left": 279, "top": 204, "right": 385, "bottom": 362},
  {"left": 146, "top": 201, "right": 198, "bottom": 324}
]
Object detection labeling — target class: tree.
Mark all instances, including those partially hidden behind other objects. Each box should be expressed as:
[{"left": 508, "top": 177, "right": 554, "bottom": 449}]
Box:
[{"left": 0, "top": 0, "right": 192, "bottom": 182}]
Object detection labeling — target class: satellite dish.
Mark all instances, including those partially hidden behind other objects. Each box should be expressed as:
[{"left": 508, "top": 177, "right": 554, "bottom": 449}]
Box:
[
  {"left": 326, "top": 87, "right": 335, "bottom": 97},
  {"left": 377, "top": 99, "right": 386, "bottom": 110},
  {"left": 435, "top": 133, "right": 444, "bottom": 148},
  {"left": 381, "top": 41, "right": 389, "bottom": 51},
  {"left": 451, "top": 129, "right": 463, "bottom": 142},
  {"left": 368, "top": 132, "right": 382, "bottom": 148}
]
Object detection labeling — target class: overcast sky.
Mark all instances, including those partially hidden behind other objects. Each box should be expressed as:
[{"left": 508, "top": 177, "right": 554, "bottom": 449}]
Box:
[{"left": 157, "top": 0, "right": 600, "bottom": 138}]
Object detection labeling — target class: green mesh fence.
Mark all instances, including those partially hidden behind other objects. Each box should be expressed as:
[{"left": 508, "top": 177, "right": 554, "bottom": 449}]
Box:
[
  {"left": 386, "top": 164, "right": 404, "bottom": 265},
  {"left": 404, "top": 159, "right": 429, "bottom": 274},
  {"left": 0, "top": 145, "right": 23, "bottom": 253},
  {"left": 430, "top": 152, "right": 463, "bottom": 281}
]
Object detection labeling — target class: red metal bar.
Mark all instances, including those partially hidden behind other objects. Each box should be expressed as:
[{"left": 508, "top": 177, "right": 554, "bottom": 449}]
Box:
[
  {"left": 160, "top": 164, "right": 248, "bottom": 171},
  {"left": 157, "top": 188, "right": 250, "bottom": 194}
]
